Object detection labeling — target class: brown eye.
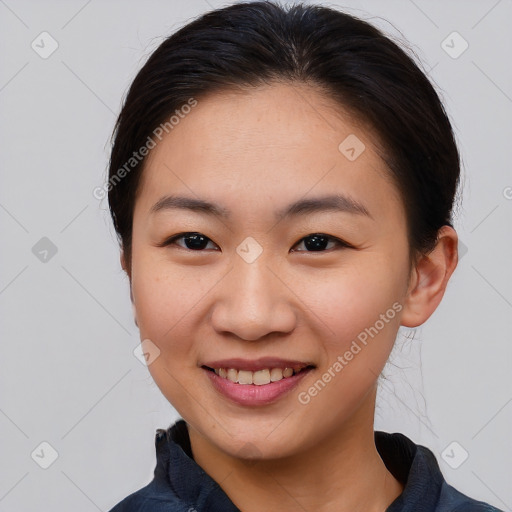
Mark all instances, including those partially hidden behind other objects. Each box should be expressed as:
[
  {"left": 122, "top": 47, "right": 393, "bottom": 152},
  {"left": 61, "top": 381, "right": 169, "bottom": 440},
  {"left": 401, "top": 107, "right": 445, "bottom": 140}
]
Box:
[
  {"left": 163, "top": 232, "right": 219, "bottom": 251},
  {"left": 291, "top": 233, "right": 350, "bottom": 252}
]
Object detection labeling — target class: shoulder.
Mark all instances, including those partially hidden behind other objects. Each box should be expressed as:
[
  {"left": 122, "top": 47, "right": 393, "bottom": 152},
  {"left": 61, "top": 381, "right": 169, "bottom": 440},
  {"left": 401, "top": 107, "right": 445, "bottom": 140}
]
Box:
[
  {"left": 377, "top": 433, "right": 504, "bottom": 512},
  {"left": 437, "top": 479, "right": 504, "bottom": 512}
]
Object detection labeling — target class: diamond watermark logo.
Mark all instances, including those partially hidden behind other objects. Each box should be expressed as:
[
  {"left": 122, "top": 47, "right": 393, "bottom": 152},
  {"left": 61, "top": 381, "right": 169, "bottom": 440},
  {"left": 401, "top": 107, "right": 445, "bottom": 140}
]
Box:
[
  {"left": 31, "top": 31, "right": 59, "bottom": 59},
  {"left": 236, "top": 441, "right": 263, "bottom": 467},
  {"left": 441, "top": 441, "right": 469, "bottom": 469},
  {"left": 32, "top": 237, "right": 58, "bottom": 263},
  {"left": 458, "top": 239, "right": 468, "bottom": 260},
  {"left": 441, "top": 31, "right": 468, "bottom": 59},
  {"left": 31, "top": 441, "right": 59, "bottom": 469},
  {"left": 236, "top": 236, "right": 263, "bottom": 263},
  {"left": 338, "top": 134, "right": 365, "bottom": 161},
  {"left": 133, "top": 339, "right": 161, "bottom": 366}
]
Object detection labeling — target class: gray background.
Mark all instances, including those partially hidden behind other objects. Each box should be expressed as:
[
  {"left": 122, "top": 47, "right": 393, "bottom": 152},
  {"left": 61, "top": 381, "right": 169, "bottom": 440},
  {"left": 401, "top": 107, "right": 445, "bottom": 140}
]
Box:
[{"left": 0, "top": 0, "right": 511, "bottom": 510}]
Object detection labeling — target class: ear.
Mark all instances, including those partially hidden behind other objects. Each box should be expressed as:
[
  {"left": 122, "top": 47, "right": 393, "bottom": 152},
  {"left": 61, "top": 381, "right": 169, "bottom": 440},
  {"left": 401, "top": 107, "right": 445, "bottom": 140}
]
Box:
[
  {"left": 120, "top": 250, "right": 138, "bottom": 327},
  {"left": 120, "top": 250, "right": 129, "bottom": 277},
  {"left": 400, "top": 226, "right": 459, "bottom": 328}
]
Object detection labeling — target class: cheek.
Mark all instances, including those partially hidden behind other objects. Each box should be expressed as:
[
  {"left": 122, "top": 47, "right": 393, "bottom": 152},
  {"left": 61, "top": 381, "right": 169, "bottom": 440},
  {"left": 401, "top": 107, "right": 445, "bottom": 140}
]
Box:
[
  {"left": 292, "top": 264, "right": 405, "bottom": 422},
  {"left": 130, "top": 250, "right": 225, "bottom": 375},
  {"left": 130, "top": 258, "right": 206, "bottom": 410},
  {"left": 302, "top": 261, "right": 404, "bottom": 344},
  {"left": 131, "top": 253, "right": 195, "bottom": 345}
]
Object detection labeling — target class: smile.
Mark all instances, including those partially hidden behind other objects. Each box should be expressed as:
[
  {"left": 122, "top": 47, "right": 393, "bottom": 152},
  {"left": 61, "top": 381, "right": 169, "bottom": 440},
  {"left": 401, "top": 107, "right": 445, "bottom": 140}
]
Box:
[
  {"left": 202, "top": 363, "right": 315, "bottom": 406},
  {"left": 203, "top": 366, "right": 311, "bottom": 385}
]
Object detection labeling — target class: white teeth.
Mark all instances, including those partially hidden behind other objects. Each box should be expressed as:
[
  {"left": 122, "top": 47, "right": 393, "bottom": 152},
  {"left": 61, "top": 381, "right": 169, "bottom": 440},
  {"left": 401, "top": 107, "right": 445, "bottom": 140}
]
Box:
[
  {"left": 227, "top": 368, "right": 238, "bottom": 383},
  {"left": 270, "top": 368, "right": 283, "bottom": 381},
  {"left": 253, "top": 369, "right": 271, "bottom": 385},
  {"left": 237, "top": 370, "right": 253, "bottom": 385},
  {"left": 213, "top": 366, "right": 304, "bottom": 384},
  {"left": 283, "top": 367, "right": 293, "bottom": 378}
]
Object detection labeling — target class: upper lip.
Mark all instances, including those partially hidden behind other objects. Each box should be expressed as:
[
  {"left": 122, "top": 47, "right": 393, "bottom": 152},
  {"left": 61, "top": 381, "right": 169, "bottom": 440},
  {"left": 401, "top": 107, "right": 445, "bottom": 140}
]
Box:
[{"left": 201, "top": 357, "right": 315, "bottom": 372}]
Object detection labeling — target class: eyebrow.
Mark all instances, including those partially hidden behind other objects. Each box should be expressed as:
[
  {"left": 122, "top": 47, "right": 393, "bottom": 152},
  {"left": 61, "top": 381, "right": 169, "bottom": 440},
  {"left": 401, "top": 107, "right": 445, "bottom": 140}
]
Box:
[{"left": 150, "top": 193, "right": 372, "bottom": 220}]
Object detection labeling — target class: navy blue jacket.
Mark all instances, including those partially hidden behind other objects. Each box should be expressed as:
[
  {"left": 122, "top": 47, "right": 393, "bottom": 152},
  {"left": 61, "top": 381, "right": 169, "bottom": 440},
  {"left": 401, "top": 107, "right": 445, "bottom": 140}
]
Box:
[{"left": 109, "top": 419, "right": 503, "bottom": 511}]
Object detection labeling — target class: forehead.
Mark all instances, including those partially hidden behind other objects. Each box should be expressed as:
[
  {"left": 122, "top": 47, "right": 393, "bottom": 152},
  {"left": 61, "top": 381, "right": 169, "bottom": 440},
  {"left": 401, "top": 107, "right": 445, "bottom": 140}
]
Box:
[{"left": 135, "top": 82, "right": 403, "bottom": 223}]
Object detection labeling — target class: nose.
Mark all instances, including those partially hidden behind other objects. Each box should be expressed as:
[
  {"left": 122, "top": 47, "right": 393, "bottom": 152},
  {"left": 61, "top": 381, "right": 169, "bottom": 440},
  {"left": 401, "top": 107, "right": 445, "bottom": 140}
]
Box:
[{"left": 210, "top": 255, "right": 297, "bottom": 341}]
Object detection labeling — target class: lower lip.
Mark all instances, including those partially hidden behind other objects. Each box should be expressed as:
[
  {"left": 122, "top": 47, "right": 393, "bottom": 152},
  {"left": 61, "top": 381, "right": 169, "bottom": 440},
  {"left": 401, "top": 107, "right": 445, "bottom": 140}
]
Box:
[{"left": 203, "top": 367, "right": 313, "bottom": 406}]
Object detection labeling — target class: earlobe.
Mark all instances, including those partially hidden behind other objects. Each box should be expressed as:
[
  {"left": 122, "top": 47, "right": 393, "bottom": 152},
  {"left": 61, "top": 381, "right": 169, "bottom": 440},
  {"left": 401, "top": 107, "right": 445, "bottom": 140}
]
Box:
[
  {"left": 400, "top": 226, "right": 459, "bottom": 328},
  {"left": 120, "top": 251, "right": 128, "bottom": 275},
  {"left": 129, "top": 286, "right": 138, "bottom": 327},
  {"left": 120, "top": 250, "right": 138, "bottom": 327},
  {"left": 132, "top": 301, "right": 138, "bottom": 328}
]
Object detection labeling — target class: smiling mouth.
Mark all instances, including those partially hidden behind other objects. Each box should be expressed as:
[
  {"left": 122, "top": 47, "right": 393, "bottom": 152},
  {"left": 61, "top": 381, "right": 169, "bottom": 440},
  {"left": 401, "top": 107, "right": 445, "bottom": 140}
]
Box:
[{"left": 202, "top": 365, "right": 315, "bottom": 385}]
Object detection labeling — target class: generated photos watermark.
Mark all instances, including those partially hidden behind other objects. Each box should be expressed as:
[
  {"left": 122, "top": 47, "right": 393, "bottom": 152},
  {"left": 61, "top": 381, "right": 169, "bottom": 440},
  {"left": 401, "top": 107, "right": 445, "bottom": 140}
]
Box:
[
  {"left": 93, "top": 97, "right": 198, "bottom": 200},
  {"left": 298, "top": 301, "right": 403, "bottom": 405}
]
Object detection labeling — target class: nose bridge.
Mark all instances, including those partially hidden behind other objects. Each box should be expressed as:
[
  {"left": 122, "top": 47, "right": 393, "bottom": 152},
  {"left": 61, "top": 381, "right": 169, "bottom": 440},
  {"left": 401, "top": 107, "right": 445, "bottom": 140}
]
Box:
[{"left": 211, "top": 249, "right": 296, "bottom": 340}]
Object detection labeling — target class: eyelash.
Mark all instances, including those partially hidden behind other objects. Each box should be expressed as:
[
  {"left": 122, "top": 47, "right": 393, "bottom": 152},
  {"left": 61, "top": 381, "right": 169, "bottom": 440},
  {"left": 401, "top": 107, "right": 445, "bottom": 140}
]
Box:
[{"left": 159, "top": 232, "right": 353, "bottom": 253}]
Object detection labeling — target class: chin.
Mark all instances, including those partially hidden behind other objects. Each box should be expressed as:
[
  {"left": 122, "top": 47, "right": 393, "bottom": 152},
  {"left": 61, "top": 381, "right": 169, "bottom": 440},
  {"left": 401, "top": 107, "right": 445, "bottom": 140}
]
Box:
[{"left": 210, "top": 422, "right": 302, "bottom": 460}]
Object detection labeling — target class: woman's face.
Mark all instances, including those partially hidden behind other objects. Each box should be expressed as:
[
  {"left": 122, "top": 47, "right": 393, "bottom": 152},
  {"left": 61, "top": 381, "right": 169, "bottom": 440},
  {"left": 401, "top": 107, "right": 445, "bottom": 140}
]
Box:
[{"left": 127, "top": 82, "right": 414, "bottom": 458}]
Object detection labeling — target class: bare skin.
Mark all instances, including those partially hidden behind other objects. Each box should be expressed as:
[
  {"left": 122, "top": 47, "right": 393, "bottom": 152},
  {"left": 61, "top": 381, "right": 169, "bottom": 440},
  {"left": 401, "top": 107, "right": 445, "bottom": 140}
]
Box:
[{"left": 121, "top": 81, "right": 458, "bottom": 512}]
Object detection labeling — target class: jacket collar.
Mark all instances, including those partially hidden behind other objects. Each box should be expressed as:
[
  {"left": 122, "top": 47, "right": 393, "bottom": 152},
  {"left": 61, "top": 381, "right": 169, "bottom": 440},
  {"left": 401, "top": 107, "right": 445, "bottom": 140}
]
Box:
[
  {"left": 154, "top": 420, "right": 238, "bottom": 511},
  {"left": 154, "top": 419, "right": 444, "bottom": 511}
]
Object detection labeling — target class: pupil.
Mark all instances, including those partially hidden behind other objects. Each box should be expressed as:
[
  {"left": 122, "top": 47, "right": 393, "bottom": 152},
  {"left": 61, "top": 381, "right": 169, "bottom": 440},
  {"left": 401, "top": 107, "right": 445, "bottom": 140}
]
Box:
[
  {"left": 305, "top": 234, "right": 328, "bottom": 251},
  {"left": 185, "top": 233, "right": 208, "bottom": 250}
]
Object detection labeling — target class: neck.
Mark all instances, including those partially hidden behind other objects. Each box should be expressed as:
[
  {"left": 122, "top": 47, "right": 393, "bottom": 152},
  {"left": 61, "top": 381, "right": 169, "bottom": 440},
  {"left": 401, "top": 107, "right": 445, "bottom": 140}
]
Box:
[{"left": 187, "top": 387, "right": 404, "bottom": 512}]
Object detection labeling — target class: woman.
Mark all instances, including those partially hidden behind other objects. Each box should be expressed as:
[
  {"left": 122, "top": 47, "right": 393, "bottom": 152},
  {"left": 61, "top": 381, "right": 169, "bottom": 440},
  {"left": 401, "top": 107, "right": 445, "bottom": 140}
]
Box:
[{"left": 106, "top": 2, "right": 503, "bottom": 511}]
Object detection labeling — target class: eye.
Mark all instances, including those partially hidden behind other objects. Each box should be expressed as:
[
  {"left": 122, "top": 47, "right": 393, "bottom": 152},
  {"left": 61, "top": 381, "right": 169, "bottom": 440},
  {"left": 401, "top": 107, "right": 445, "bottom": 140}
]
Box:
[
  {"left": 160, "top": 232, "right": 352, "bottom": 253},
  {"left": 291, "top": 233, "right": 352, "bottom": 253},
  {"left": 161, "top": 232, "right": 219, "bottom": 251}
]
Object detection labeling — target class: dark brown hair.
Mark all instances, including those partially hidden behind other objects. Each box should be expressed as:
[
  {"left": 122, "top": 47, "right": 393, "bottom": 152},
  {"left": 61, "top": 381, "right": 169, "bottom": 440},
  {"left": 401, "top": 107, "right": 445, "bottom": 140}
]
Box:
[{"left": 107, "top": 0, "right": 460, "bottom": 271}]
